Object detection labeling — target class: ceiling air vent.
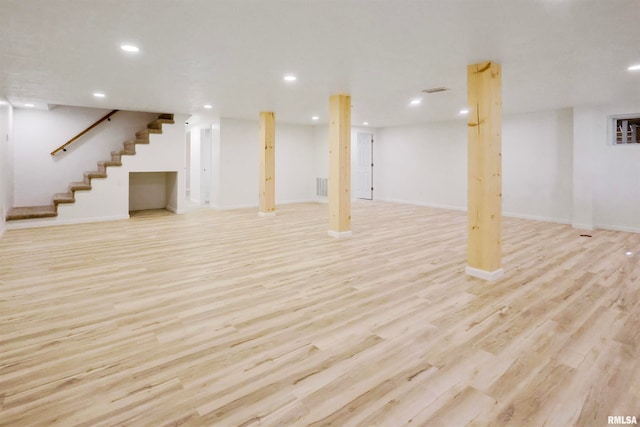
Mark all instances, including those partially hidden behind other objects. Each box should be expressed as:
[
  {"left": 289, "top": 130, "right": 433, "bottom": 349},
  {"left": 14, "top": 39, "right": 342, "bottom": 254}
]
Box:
[{"left": 422, "top": 87, "right": 450, "bottom": 94}]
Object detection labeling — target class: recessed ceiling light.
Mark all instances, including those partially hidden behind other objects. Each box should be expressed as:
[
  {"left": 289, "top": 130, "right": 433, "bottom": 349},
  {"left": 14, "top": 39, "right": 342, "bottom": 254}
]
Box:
[
  {"left": 628, "top": 64, "right": 640, "bottom": 71},
  {"left": 410, "top": 98, "right": 422, "bottom": 106},
  {"left": 93, "top": 92, "right": 106, "bottom": 98},
  {"left": 625, "top": 251, "right": 633, "bottom": 256},
  {"left": 24, "top": 103, "right": 35, "bottom": 107},
  {"left": 203, "top": 104, "right": 213, "bottom": 109},
  {"left": 283, "top": 74, "right": 297, "bottom": 82},
  {"left": 459, "top": 109, "right": 469, "bottom": 115},
  {"left": 120, "top": 44, "right": 139, "bottom": 53},
  {"left": 362, "top": 122, "right": 369, "bottom": 125},
  {"left": 311, "top": 116, "right": 319, "bottom": 121}
]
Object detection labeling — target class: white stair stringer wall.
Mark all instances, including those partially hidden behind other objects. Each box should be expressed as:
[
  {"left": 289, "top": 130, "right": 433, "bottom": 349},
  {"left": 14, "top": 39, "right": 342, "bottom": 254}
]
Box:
[{"left": 7, "top": 114, "right": 187, "bottom": 229}]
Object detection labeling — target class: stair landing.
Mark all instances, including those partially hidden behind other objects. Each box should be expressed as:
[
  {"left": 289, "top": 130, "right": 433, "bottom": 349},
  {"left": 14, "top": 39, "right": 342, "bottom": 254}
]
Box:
[{"left": 6, "top": 205, "right": 57, "bottom": 220}]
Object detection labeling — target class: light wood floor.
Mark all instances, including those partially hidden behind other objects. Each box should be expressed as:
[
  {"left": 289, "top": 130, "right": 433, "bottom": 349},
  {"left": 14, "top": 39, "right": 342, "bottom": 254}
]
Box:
[{"left": 1, "top": 201, "right": 639, "bottom": 426}]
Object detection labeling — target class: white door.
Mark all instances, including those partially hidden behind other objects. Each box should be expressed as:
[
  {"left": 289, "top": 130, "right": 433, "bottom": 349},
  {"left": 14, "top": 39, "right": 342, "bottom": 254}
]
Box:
[
  {"left": 200, "top": 129, "right": 212, "bottom": 204},
  {"left": 355, "top": 132, "right": 373, "bottom": 200},
  {"left": 185, "top": 132, "right": 191, "bottom": 198}
]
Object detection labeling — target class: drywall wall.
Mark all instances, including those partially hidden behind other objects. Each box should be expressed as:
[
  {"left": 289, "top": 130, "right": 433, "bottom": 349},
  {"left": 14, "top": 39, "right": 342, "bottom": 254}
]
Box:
[
  {"left": 572, "top": 107, "right": 597, "bottom": 229},
  {"left": 217, "top": 118, "right": 258, "bottom": 208},
  {"left": 502, "top": 108, "right": 573, "bottom": 223},
  {"left": 593, "top": 103, "right": 640, "bottom": 232},
  {"left": 129, "top": 172, "right": 169, "bottom": 211},
  {"left": 276, "top": 123, "right": 317, "bottom": 204},
  {"left": 0, "top": 102, "right": 13, "bottom": 236},
  {"left": 215, "top": 118, "right": 317, "bottom": 209},
  {"left": 376, "top": 109, "right": 574, "bottom": 223},
  {"left": 12, "top": 106, "right": 158, "bottom": 206},
  {"left": 376, "top": 121, "right": 467, "bottom": 210}
]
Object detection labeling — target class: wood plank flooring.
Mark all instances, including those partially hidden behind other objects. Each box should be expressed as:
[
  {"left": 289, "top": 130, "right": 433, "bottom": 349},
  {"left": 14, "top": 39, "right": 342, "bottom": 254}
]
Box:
[{"left": 1, "top": 201, "right": 639, "bottom": 426}]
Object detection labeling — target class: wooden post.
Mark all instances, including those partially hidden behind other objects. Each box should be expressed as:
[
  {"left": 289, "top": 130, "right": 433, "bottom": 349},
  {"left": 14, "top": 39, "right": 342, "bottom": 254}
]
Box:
[
  {"left": 466, "top": 61, "right": 503, "bottom": 280},
  {"left": 328, "top": 94, "right": 352, "bottom": 238},
  {"left": 258, "top": 111, "right": 276, "bottom": 217}
]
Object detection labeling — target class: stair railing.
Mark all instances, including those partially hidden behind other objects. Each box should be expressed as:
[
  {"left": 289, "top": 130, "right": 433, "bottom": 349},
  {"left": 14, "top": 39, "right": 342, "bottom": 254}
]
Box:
[{"left": 50, "top": 109, "right": 119, "bottom": 155}]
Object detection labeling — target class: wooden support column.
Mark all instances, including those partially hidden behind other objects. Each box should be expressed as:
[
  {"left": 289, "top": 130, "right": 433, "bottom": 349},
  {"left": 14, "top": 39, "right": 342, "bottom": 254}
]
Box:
[
  {"left": 466, "top": 61, "right": 503, "bottom": 281},
  {"left": 258, "top": 111, "right": 276, "bottom": 217},
  {"left": 328, "top": 94, "right": 352, "bottom": 238}
]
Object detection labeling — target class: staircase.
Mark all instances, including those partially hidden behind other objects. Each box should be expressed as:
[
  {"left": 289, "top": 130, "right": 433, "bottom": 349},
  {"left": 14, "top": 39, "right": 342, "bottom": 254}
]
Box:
[{"left": 6, "top": 113, "right": 175, "bottom": 221}]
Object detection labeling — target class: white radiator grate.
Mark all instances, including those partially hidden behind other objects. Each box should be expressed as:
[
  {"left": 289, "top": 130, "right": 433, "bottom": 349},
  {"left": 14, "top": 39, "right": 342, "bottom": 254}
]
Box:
[{"left": 316, "top": 178, "right": 328, "bottom": 197}]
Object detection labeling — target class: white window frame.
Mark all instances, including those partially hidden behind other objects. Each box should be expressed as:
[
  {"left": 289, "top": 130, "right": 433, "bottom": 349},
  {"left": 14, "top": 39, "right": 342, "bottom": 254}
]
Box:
[{"left": 610, "top": 113, "right": 640, "bottom": 145}]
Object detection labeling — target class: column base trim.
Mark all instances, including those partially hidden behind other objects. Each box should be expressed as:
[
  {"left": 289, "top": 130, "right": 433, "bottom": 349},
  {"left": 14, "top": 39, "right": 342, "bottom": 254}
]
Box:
[
  {"left": 465, "top": 266, "right": 504, "bottom": 281},
  {"left": 328, "top": 230, "right": 352, "bottom": 239},
  {"left": 258, "top": 211, "right": 276, "bottom": 218}
]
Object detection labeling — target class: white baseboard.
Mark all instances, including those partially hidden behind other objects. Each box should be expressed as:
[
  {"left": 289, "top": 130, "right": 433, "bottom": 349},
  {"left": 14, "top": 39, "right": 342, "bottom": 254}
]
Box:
[
  {"left": 465, "top": 266, "right": 504, "bottom": 281},
  {"left": 504, "top": 211, "right": 571, "bottom": 225},
  {"left": 379, "top": 198, "right": 575, "bottom": 226},
  {"left": 328, "top": 230, "right": 352, "bottom": 238},
  {"left": 572, "top": 223, "right": 596, "bottom": 231},
  {"left": 215, "top": 203, "right": 258, "bottom": 210},
  {"left": 378, "top": 198, "right": 466, "bottom": 212},
  {"left": 6, "top": 214, "right": 130, "bottom": 230},
  {"left": 213, "top": 199, "right": 326, "bottom": 211},
  {"left": 595, "top": 223, "right": 640, "bottom": 234},
  {"left": 278, "top": 198, "right": 325, "bottom": 205},
  {"left": 165, "top": 204, "right": 179, "bottom": 213}
]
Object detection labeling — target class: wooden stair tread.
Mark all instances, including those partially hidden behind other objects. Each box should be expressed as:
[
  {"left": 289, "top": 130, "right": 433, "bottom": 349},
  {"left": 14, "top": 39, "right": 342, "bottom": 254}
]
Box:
[
  {"left": 135, "top": 129, "right": 161, "bottom": 138},
  {"left": 98, "top": 160, "right": 122, "bottom": 167},
  {"left": 84, "top": 171, "right": 107, "bottom": 179},
  {"left": 69, "top": 182, "right": 92, "bottom": 191},
  {"left": 53, "top": 193, "right": 75, "bottom": 204},
  {"left": 7, "top": 205, "right": 57, "bottom": 220}
]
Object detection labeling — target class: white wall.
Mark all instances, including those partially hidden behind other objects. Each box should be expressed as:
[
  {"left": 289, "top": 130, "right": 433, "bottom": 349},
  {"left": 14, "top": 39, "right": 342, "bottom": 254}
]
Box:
[
  {"left": 215, "top": 118, "right": 317, "bottom": 209},
  {"left": 593, "top": 103, "right": 640, "bottom": 232},
  {"left": 572, "top": 107, "right": 597, "bottom": 229},
  {"left": 0, "top": 102, "right": 14, "bottom": 236},
  {"left": 276, "top": 123, "right": 317, "bottom": 203},
  {"left": 13, "top": 106, "right": 157, "bottom": 206},
  {"left": 377, "top": 121, "right": 468, "bottom": 210},
  {"left": 129, "top": 172, "right": 169, "bottom": 211},
  {"left": 376, "top": 110, "right": 574, "bottom": 221},
  {"left": 503, "top": 109, "right": 573, "bottom": 223},
  {"left": 218, "top": 118, "right": 258, "bottom": 208},
  {"left": 377, "top": 106, "right": 640, "bottom": 232}
]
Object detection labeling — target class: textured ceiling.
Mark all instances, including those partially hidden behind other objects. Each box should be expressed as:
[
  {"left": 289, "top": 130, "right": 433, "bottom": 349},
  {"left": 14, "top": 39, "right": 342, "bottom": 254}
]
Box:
[{"left": 1, "top": 0, "right": 639, "bottom": 126}]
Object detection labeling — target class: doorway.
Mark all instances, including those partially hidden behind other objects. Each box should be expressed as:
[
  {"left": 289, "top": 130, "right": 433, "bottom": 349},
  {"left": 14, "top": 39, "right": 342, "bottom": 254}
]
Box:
[
  {"left": 200, "top": 128, "right": 212, "bottom": 204},
  {"left": 186, "top": 127, "right": 212, "bottom": 206}
]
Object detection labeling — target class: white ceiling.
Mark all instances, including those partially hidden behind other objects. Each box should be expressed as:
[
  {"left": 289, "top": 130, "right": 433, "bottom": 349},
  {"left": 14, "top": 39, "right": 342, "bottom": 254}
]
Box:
[{"left": 1, "top": 0, "right": 639, "bottom": 127}]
